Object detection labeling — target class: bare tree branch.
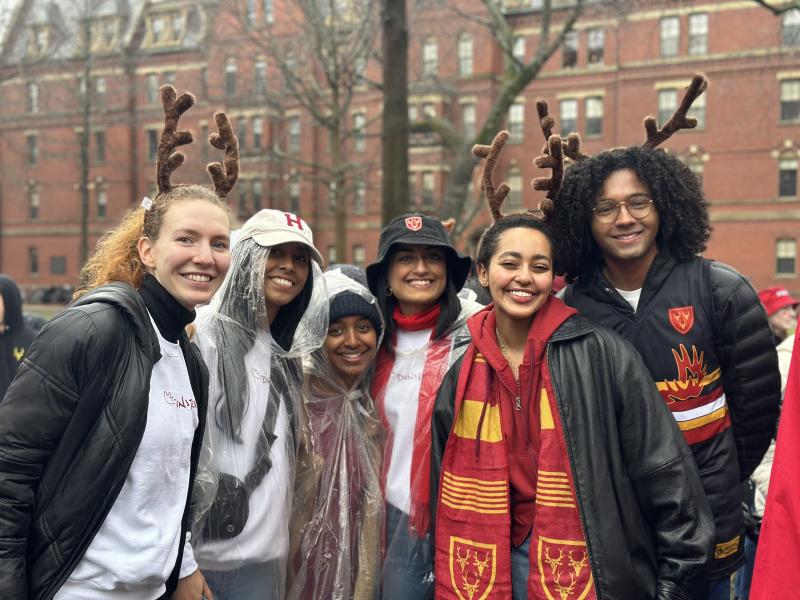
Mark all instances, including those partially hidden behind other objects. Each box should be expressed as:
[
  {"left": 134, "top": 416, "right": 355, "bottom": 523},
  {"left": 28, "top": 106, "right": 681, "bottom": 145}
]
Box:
[{"left": 750, "top": 0, "right": 800, "bottom": 15}]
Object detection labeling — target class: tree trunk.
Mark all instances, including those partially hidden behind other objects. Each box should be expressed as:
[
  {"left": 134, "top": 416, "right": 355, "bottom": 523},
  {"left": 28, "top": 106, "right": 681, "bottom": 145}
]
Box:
[
  {"left": 330, "top": 127, "right": 348, "bottom": 263},
  {"left": 79, "top": 17, "right": 91, "bottom": 267},
  {"left": 381, "top": 0, "right": 409, "bottom": 225}
]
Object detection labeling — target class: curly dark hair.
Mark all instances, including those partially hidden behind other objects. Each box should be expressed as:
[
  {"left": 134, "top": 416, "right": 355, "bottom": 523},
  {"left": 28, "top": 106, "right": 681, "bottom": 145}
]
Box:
[{"left": 549, "top": 146, "right": 710, "bottom": 278}]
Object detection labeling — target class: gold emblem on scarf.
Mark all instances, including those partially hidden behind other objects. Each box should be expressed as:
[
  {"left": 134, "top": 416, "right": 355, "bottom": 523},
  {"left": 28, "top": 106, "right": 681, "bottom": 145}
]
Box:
[
  {"left": 13, "top": 347, "right": 24, "bottom": 361},
  {"left": 537, "top": 536, "right": 594, "bottom": 600},
  {"left": 449, "top": 536, "right": 496, "bottom": 600}
]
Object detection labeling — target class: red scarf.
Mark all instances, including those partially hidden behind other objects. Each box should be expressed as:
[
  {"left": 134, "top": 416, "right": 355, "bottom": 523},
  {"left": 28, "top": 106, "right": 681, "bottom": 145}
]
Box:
[
  {"left": 372, "top": 303, "right": 448, "bottom": 534},
  {"left": 435, "top": 299, "right": 596, "bottom": 599}
]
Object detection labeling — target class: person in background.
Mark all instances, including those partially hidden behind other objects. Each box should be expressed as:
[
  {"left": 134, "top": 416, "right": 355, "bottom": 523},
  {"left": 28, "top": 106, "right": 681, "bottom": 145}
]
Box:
[
  {"left": 0, "top": 85, "right": 237, "bottom": 600},
  {"left": 0, "top": 274, "right": 36, "bottom": 399},
  {"left": 366, "top": 214, "right": 479, "bottom": 599},
  {"left": 757, "top": 286, "right": 798, "bottom": 346}
]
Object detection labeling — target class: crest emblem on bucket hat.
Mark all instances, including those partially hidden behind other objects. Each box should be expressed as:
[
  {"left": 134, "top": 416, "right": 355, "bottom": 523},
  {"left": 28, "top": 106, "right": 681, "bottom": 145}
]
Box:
[{"left": 405, "top": 216, "right": 423, "bottom": 231}]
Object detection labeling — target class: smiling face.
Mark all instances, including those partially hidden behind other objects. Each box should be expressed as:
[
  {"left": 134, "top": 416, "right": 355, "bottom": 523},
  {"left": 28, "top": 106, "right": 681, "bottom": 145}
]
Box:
[
  {"left": 324, "top": 314, "right": 378, "bottom": 388},
  {"left": 387, "top": 244, "right": 448, "bottom": 315},
  {"left": 478, "top": 227, "right": 554, "bottom": 324},
  {"left": 591, "top": 168, "right": 660, "bottom": 271},
  {"left": 262, "top": 242, "right": 311, "bottom": 319},
  {"left": 138, "top": 199, "right": 231, "bottom": 310}
]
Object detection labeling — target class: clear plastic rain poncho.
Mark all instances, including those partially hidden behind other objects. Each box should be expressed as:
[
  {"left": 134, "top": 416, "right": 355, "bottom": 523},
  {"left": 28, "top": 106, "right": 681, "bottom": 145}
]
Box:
[
  {"left": 287, "top": 269, "right": 385, "bottom": 600},
  {"left": 375, "top": 295, "right": 481, "bottom": 599},
  {"left": 190, "top": 236, "right": 328, "bottom": 599}
]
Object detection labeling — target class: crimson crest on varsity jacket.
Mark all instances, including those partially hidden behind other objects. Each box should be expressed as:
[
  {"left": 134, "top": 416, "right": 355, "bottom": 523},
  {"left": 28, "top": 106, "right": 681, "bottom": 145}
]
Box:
[{"left": 668, "top": 306, "right": 694, "bottom": 335}]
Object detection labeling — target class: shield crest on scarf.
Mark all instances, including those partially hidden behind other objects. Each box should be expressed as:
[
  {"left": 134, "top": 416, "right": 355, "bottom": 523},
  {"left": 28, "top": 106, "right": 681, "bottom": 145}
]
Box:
[
  {"left": 536, "top": 537, "right": 594, "bottom": 600},
  {"left": 449, "top": 536, "right": 496, "bottom": 600},
  {"left": 668, "top": 306, "right": 695, "bottom": 335},
  {"left": 405, "top": 215, "right": 423, "bottom": 231}
]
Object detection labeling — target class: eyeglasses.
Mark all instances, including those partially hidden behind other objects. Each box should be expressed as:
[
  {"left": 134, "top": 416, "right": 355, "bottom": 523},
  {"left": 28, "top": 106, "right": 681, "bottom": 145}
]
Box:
[{"left": 592, "top": 197, "right": 654, "bottom": 223}]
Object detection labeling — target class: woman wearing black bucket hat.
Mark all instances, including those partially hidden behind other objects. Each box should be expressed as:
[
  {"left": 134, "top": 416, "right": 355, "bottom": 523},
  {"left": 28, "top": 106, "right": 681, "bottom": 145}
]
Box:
[{"left": 366, "top": 214, "right": 480, "bottom": 599}]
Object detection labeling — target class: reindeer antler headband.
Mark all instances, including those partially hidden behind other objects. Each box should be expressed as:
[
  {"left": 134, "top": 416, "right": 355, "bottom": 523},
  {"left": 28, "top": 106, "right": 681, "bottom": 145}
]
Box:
[{"left": 155, "top": 85, "right": 239, "bottom": 199}]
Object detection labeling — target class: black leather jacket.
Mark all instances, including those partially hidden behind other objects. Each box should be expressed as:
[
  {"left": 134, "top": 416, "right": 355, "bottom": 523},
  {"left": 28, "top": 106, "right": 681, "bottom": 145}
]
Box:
[
  {"left": 564, "top": 253, "right": 780, "bottom": 579},
  {"left": 431, "top": 316, "right": 715, "bottom": 600},
  {"left": 0, "top": 284, "right": 208, "bottom": 600}
]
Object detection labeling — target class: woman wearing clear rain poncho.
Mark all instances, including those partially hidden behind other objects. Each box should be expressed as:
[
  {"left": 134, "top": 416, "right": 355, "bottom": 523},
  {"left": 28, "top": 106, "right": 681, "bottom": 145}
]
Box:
[
  {"left": 190, "top": 208, "right": 328, "bottom": 600},
  {"left": 365, "top": 214, "right": 482, "bottom": 599},
  {"left": 287, "top": 268, "right": 385, "bottom": 600}
]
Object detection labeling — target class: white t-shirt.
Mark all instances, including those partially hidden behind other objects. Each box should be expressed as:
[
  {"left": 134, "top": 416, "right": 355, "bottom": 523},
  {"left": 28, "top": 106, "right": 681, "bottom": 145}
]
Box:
[
  {"left": 383, "top": 328, "right": 433, "bottom": 513},
  {"left": 55, "top": 315, "right": 198, "bottom": 600},
  {"left": 193, "top": 317, "right": 293, "bottom": 570},
  {"left": 616, "top": 287, "right": 643, "bottom": 312}
]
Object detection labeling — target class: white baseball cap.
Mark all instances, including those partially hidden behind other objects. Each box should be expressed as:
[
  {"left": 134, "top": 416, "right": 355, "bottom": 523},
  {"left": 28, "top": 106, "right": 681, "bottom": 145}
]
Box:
[{"left": 237, "top": 209, "right": 324, "bottom": 266}]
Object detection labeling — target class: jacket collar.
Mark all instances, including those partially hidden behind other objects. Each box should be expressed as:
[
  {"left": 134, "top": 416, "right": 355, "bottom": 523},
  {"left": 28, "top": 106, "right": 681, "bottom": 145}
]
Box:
[{"left": 70, "top": 283, "right": 160, "bottom": 361}]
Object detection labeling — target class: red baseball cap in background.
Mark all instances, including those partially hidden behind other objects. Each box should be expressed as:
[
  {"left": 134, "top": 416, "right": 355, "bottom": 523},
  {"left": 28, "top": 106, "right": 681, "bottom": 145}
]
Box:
[{"left": 758, "top": 286, "right": 799, "bottom": 316}]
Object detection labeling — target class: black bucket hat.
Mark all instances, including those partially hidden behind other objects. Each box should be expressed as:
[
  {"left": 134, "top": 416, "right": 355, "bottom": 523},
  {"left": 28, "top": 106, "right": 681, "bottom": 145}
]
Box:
[{"left": 366, "top": 214, "right": 472, "bottom": 294}]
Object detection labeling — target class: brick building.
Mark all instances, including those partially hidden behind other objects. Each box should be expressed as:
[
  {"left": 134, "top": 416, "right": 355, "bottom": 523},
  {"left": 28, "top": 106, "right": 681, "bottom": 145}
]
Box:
[{"left": 1, "top": 0, "right": 799, "bottom": 295}]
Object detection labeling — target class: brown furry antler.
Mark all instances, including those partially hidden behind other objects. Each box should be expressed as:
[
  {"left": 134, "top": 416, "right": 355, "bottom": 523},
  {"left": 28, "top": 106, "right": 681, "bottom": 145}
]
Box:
[
  {"left": 207, "top": 112, "right": 240, "bottom": 198},
  {"left": 536, "top": 100, "right": 587, "bottom": 162},
  {"left": 642, "top": 74, "right": 708, "bottom": 149},
  {"left": 532, "top": 134, "right": 565, "bottom": 215},
  {"left": 157, "top": 85, "right": 195, "bottom": 194},
  {"left": 473, "top": 130, "right": 511, "bottom": 222}
]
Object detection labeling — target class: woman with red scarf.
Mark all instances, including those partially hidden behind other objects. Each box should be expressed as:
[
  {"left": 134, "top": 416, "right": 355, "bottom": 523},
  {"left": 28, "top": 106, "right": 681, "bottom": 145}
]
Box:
[
  {"left": 366, "top": 214, "right": 480, "bottom": 599},
  {"left": 430, "top": 213, "right": 714, "bottom": 600}
]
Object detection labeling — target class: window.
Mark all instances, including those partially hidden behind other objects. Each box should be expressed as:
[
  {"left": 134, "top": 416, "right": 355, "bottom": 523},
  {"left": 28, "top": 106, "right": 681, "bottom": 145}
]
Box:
[
  {"left": 686, "top": 157, "right": 704, "bottom": 187},
  {"left": 146, "top": 73, "right": 159, "bottom": 104},
  {"left": 28, "top": 188, "right": 39, "bottom": 219},
  {"left": 776, "top": 238, "right": 797, "bottom": 275},
  {"left": 508, "top": 103, "right": 524, "bottom": 143},
  {"left": 512, "top": 36, "right": 526, "bottom": 63},
  {"left": 255, "top": 59, "right": 267, "bottom": 95},
  {"left": 246, "top": 0, "right": 257, "bottom": 24},
  {"left": 328, "top": 245, "right": 337, "bottom": 264},
  {"left": 151, "top": 15, "right": 165, "bottom": 43},
  {"left": 462, "top": 103, "right": 476, "bottom": 140},
  {"left": 587, "top": 28, "right": 604, "bottom": 65},
  {"left": 147, "top": 129, "right": 159, "bottom": 161},
  {"left": 50, "top": 256, "right": 66, "bottom": 275},
  {"left": 28, "top": 82, "right": 38, "bottom": 113},
  {"left": 408, "top": 104, "right": 418, "bottom": 122},
  {"left": 78, "top": 75, "right": 87, "bottom": 102},
  {"left": 95, "top": 77, "right": 106, "bottom": 108},
  {"left": 27, "top": 135, "right": 38, "bottom": 166},
  {"left": 97, "top": 188, "right": 107, "bottom": 219},
  {"left": 253, "top": 179, "right": 263, "bottom": 211},
  {"left": 354, "top": 113, "right": 366, "bottom": 152},
  {"left": 288, "top": 116, "right": 301, "bottom": 153},
  {"left": 163, "top": 71, "right": 176, "bottom": 87},
  {"left": 352, "top": 245, "right": 365, "bottom": 267},
  {"left": 94, "top": 131, "right": 106, "bottom": 162},
  {"left": 237, "top": 181, "right": 249, "bottom": 217},
  {"left": 688, "top": 13, "right": 708, "bottom": 56},
  {"left": 28, "top": 247, "right": 39, "bottom": 276},
  {"left": 354, "top": 181, "right": 366, "bottom": 214},
  {"left": 658, "top": 89, "right": 677, "bottom": 126},
  {"left": 225, "top": 59, "right": 237, "bottom": 95},
  {"left": 458, "top": 33, "right": 473, "bottom": 76},
  {"left": 408, "top": 173, "right": 417, "bottom": 205},
  {"left": 781, "top": 80, "right": 800, "bottom": 122},
  {"left": 422, "top": 103, "right": 436, "bottom": 118},
  {"left": 559, "top": 99, "right": 577, "bottom": 134},
  {"left": 660, "top": 16, "right": 680, "bottom": 57},
  {"left": 779, "top": 158, "right": 798, "bottom": 198},
  {"left": 508, "top": 169, "right": 522, "bottom": 209},
  {"left": 237, "top": 118, "right": 247, "bottom": 152},
  {"left": 289, "top": 178, "right": 300, "bottom": 213},
  {"left": 689, "top": 92, "right": 706, "bottom": 129},
  {"left": 253, "top": 117, "right": 264, "bottom": 150},
  {"left": 562, "top": 31, "right": 578, "bottom": 68},
  {"left": 783, "top": 9, "right": 800, "bottom": 46},
  {"left": 328, "top": 181, "right": 338, "bottom": 211},
  {"left": 422, "top": 38, "right": 438, "bottom": 77},
  {"left": 585, "top": 96, "right": 603, "bottom": 136},
  {"left": 264, "top": 0, "right": 275, "bottom": 24},
  {"left": 421, "top": 171, "right": 435, "bottom": 206}
]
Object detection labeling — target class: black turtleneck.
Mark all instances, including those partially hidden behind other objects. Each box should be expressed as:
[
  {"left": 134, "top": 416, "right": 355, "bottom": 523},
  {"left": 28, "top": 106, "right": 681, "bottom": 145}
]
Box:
[{"left": 137, "top": 274, "right": 196, "bottom": 343}]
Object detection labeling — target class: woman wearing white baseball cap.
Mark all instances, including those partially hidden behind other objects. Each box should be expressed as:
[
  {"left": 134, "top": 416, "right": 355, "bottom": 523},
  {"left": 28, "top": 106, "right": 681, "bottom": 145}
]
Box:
[{"left": 191, "top": 209, "right": 328, "bottom": 600}]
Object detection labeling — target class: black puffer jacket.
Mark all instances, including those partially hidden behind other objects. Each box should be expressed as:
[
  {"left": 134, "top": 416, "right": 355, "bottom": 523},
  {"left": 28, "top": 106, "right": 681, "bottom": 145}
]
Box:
[
  {"left": 0, "top": 274, "right": 36, "bottom": 399},
  {"left": 563, "top": 253, "right": 780, "bottom": 579},
  {"left": 0, "top": 283, "right": 208, "bottom": 600},
  {"left": 431, "top": 316, "right": 715, "bottom": 600}
]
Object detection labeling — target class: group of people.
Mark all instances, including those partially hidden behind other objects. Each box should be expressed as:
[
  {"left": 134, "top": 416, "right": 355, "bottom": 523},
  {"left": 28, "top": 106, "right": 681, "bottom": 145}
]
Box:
[{"left": 0, "top": 79, "right": 785, "bottom": 600}]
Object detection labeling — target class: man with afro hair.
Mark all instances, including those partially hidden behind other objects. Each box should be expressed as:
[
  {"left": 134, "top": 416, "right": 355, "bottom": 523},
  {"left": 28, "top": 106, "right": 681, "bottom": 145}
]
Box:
[{"left": 550, "top": 145, "right": 780, "bottom": 600}]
